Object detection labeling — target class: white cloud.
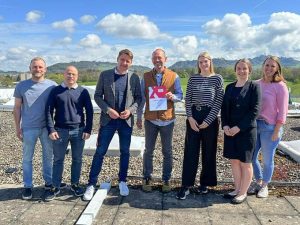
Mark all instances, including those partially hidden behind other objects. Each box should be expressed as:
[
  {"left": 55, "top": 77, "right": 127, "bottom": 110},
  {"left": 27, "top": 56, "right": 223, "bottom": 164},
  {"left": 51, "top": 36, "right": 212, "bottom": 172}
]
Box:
[
  {"left": 0, "top": 55, "right": 6, "bottom": 61},
  {"left": 96, "top": 13, "right": 169, "bottom": 39},
  {"left": 52, "top": 18, "right": 76, "bottom": 32},
  {"left": 26, "top": 10, "right": 44, "bottom": 23},
  {"left": 0, "top": 47, "right": 38, "bottom": 70},
  {"left": 201, "top": 12, "right": 300, "bottom": 59},
  {"left": 55, "top": 36, "right": 72, "bottom": 45},
  {"left": 6, "top": 47, "right": 37, "bottom": 60},
  {"left": 79, "top": 34, "right": 101, "bottom": 48},
  {"left": 172, "top": 35, "right": 198, "bottom": 58},
  {"left": 267, "top": 12, "right": 300, "bottom": 34},
  {"left": 203, "top": 13, "right": 253, "bottom": 48},
  {"left": 3, "top": 12, "right": 300, "bottom": 71},
  {"left": 80, "top": 15, "right": 97, "bottom": 24}
]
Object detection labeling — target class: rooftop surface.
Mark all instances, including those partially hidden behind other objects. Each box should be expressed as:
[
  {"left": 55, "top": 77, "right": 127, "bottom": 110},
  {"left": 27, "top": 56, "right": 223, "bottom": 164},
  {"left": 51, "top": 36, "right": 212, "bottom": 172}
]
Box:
[{"left": 1, "top": 184, "right": 299, "bottom": 225}]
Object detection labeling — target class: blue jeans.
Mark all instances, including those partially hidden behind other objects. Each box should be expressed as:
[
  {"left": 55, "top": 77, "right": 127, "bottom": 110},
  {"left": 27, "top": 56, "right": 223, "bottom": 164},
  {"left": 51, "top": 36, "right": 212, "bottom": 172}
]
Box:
[
  {"left": 52, "top": 127, "right": 85, "bottom": 188},
  {"left": 88, "top": 119, "right": 132, "bottom": 185},
  {"left": 22, "top": 127, "right": 53, "bottom": 188},
  {"left": 252, "top": 120, "right": 283, "bottom": 184}
]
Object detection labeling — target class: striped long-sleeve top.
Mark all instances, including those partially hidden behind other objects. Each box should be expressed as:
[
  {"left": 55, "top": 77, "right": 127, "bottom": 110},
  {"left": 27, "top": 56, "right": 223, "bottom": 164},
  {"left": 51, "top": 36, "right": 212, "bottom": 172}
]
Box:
[{"left": 185, "top": 74, "right": 224, "bottom": 125}]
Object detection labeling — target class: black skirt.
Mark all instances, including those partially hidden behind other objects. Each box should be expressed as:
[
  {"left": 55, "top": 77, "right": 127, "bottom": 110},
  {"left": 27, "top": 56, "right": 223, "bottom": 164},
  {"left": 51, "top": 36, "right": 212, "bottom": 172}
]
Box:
[{"left": 223, "top": 127, "right": 257, "bottom": 163}]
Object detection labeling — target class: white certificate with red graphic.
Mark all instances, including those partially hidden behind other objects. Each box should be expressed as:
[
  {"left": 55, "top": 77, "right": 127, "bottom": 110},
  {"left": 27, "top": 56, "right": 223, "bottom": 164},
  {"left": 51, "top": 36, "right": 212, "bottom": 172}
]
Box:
[{"left": 148, "top": 86, "right": 167, "bottom": 111}]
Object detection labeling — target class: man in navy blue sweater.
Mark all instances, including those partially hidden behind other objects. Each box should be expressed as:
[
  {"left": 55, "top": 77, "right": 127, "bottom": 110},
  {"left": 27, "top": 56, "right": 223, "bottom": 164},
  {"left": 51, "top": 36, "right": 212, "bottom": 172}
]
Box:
[{"left": 45, "top": 65, "right": 93, "bottom": 201}]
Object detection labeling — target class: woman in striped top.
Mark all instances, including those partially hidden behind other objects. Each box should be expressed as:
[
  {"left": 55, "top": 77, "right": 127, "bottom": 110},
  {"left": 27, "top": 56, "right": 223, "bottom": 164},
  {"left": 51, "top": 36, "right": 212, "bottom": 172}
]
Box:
[{"left": 176, "top": 52, "right": 224, "bottom": 200}]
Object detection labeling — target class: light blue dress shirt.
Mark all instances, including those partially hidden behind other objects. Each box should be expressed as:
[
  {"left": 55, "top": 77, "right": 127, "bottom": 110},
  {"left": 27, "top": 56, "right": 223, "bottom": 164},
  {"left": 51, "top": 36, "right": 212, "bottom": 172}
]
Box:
[{"left": 137, "top": 72, "right": 183, "bottom": 126}]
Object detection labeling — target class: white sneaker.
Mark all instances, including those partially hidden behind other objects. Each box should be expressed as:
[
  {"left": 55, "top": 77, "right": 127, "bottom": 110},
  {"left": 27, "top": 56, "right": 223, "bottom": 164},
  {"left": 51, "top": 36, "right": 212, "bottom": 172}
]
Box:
[
  {"left": 119, "top": 181, "right": 129, "bottom": 196},
  {"left": 83, "top": 185, "right": 95, "bottom": 201},
  {"left": 257, "top": 185, "right": 268, "bottom": 198}
]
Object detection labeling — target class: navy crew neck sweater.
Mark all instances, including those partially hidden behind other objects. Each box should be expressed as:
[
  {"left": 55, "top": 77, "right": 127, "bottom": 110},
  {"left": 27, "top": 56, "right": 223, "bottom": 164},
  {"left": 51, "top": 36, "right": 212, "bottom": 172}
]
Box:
[{"left": 46, "top": 85, "right": 93, "bottom": 134}]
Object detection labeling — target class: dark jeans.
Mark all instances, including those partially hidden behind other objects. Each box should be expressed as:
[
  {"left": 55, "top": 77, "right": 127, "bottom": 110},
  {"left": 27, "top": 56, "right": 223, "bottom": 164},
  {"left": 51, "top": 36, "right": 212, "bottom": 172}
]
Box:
[
  {"left": 182, "top": 107, "right": 219, "bottom": 187},
  {"left": 52, "top": 127, "right": 85, "bottom": 187},
  {"left": 143, "top": 120, "right": 174, "bottom": 182},
  {"left": 88, "top": 119, "right": 132, "bottom": 185}
]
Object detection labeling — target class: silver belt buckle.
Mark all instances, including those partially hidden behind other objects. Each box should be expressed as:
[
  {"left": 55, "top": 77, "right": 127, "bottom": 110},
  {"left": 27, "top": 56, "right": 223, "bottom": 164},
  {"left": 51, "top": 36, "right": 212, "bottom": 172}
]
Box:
[{"left": 196, "top": 105, "right": 202, "bottom": 111}]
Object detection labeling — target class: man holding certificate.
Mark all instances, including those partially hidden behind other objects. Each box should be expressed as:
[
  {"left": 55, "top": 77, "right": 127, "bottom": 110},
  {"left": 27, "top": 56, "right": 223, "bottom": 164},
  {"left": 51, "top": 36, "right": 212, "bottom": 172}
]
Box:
[{"left": 137, "top": 48, "right": 183, "bottom": 193}]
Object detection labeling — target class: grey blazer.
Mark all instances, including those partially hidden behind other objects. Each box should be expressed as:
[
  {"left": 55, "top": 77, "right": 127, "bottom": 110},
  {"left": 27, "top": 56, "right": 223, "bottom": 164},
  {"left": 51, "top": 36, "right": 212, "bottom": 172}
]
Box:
[{"left": 94, "top": 69, "right": 142, "bottom": 127}]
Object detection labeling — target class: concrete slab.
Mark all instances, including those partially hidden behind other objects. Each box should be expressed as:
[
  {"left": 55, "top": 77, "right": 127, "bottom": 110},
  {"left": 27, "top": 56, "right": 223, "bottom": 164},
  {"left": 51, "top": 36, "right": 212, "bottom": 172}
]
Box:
[
  {"left": 92, "top": 205, "right": 119, "bottom": 225},
  {"left": 93, "top": 189, "right": 122, "bottom": 225},
  {"left": 118, "top": 189, "right": 162, "bottom": 210},
  {"left": 0, "top": 199, "right": 31, "bottom": 224},
  {"left": 206, "top": 193, "right": 252, "bottom": 213},
  {"left": 257, "top": 214, "right": 300, "bottom": 225},
  {"left": 288, "top": 109, "right": 300, "bottom": 117},
  {"left": 208, "top": 211, "right": 260, "bottom": 225},
  {"left": 258, "top": 215, "right": 300, "bottom": 225},
  {"left": 0, "top": 88, "right": 14, "bottom": 100},
  {"left": 112, "top": 207, "right": 162, "bottom": 225},
  {"left": 18, "top": 203, "right": 74, "bottom": 225},
  {"left": 162, "top": 209, "right": 210, "bottom": 225},
  {"left": 285, "top": 196, "right": 300, "bottom": 212},
  {"left": 63, "top": 205, "right": 87, "bottom": 225},
  {"left": 80, "top": 134, "right": 145, "bottom": 157},
  {"left": 248, "top": 196, "right": 299, "bottom": 216},
  {"left": 163, "top": 192, "right": 207, "bottom": 210},
  {"left": 1, "top": 183, "right": 300, "bottom": 225},
  {"left": 278, "top": 140, "right": 300, "bottom": 163}
]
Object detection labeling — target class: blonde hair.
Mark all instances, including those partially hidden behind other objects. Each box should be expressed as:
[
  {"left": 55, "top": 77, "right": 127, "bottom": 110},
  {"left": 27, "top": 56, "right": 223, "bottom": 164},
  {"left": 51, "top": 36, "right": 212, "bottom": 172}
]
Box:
[
  {"left": 30, "top": 57, "right": 46, "bottom": 67},
  {"left": 234, "top": 58, "right": 252, "bottom": 73},
  {"left": 262, "top": 55, "right": 285, "bottom": 82},
  {"left": 197, "top": 52, "right": 214, "bottom": 74}
]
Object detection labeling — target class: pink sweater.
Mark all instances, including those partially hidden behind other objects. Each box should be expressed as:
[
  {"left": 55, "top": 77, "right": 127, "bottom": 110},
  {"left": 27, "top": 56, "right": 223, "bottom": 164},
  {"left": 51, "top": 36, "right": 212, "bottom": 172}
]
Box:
[{"left": 258, "top": 79, "right": 289, "bottom": 125}]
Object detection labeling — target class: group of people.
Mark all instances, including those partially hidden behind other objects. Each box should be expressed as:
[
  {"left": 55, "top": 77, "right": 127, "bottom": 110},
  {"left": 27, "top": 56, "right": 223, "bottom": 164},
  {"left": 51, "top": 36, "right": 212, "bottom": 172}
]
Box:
[
  {"left": 13, "top": 48, "right": 289, "bottom": 205},
  {"left": 174, "top": 54, "right": 288, "bottom": 205}
]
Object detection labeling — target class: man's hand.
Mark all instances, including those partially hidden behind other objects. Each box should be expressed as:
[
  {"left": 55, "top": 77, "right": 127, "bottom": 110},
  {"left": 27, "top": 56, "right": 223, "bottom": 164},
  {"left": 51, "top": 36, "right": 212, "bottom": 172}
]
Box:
[
  {"left": 120, "top": 109, "right": 131, "bottom": 119},
  {"left": 49, "top": 132, "right": 59, "bottom": 140},
  {"left": 165, "top": 91, "right": 174, "bottom": 101},
  {"left": 16, "top": 128, "right": 23, "bottom": 141},
  {"left": 188, "top": 117, "right": 199, "bottom": 132},
  {"left": 108, "top": 108, "right": 120, "bottom": 119},
  {"left": 82, "top": 133, "right": 91, "bottom": 140},
  {"left": 136, "top": 119, "right": 143, "bottom": 129}
]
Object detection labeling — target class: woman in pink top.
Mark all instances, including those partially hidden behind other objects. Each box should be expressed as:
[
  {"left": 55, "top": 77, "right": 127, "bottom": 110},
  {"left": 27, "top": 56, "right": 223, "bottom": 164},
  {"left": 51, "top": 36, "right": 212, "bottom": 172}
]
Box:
[{"left": 248, "top": 56, "right": 289, "bottom": 198}]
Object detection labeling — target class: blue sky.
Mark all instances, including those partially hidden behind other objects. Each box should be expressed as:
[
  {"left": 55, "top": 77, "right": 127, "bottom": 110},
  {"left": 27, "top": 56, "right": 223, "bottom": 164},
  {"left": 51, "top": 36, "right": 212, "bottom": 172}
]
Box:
[{"left": 0, "top": 0, "right": 300, "bottom": 71}]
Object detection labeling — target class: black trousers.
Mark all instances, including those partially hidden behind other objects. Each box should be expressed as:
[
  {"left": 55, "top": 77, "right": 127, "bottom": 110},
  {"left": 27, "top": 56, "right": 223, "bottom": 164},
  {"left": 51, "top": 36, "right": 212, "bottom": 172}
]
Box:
[{"left": 181, "top": 107, "right": 219, "bottom": 187}]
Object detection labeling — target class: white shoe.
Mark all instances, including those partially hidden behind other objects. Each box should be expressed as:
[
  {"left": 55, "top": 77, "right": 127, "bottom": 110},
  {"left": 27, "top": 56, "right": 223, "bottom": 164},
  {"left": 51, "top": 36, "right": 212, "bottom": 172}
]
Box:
[
  {"left": 119, "top": 181, "right": 129, "bottom": 196},
  {"left": 83, "top": 185, "right": 95, "bottom": 201},
  {"left": 257, "top": 185, "right": 268, "bottom": 198}
]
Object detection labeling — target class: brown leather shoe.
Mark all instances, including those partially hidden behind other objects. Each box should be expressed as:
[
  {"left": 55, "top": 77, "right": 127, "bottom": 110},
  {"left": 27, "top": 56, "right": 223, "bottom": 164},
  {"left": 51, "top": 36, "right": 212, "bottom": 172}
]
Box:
[
  {"left": 142, "top": 178, "right": 152, "bottom": 192},
  {"left": 162, "top": 181, "right": 171, "bottom": 193}
]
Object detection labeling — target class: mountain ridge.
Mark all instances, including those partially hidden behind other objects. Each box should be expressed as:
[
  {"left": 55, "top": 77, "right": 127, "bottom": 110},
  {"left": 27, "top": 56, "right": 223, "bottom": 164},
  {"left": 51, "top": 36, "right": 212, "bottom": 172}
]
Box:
[
  {"left": 1, "top": 55, "right": 300, "bottom": 74},
  {"left": 169, "top": 55, "right": 300, "bottom": 70}
]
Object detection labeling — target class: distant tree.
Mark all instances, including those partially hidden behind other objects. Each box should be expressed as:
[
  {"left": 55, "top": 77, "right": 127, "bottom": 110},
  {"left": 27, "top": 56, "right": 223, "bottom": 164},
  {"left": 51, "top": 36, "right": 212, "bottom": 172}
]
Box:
[
  {"left": 0, "top": 75, "right": 13, "bottom": 87},
  {"left": 46, "top": 73, "right": 64, "bottom": 84}
]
